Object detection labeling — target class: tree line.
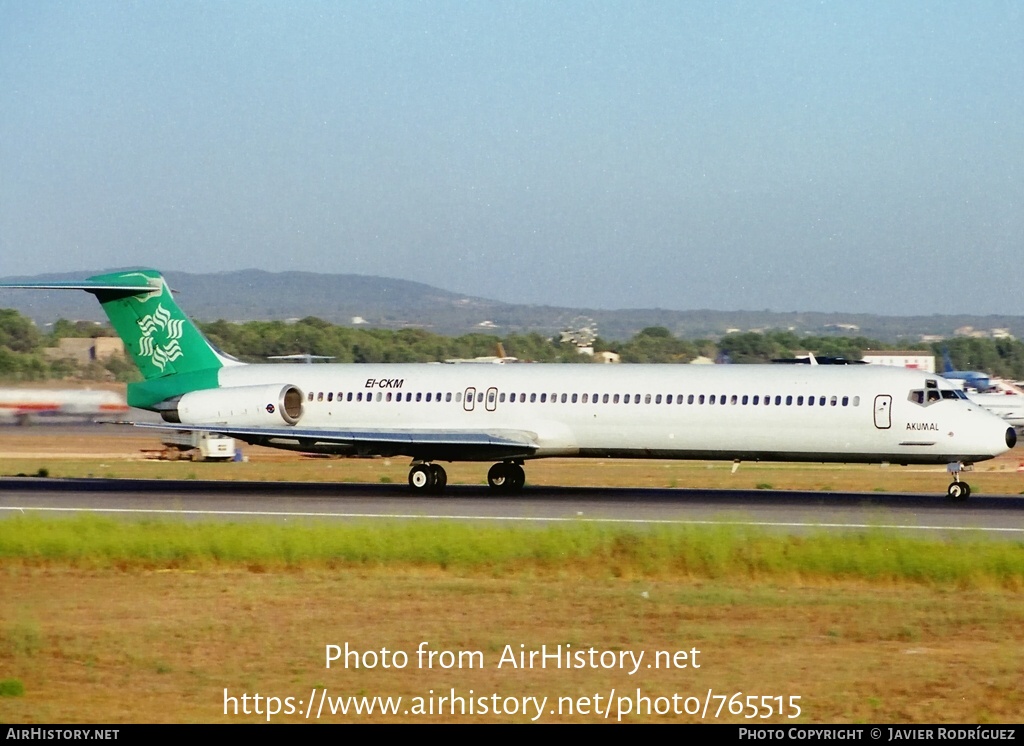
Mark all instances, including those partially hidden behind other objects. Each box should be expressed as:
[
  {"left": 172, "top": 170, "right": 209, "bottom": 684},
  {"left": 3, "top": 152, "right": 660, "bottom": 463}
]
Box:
[{"left": 2, "top": 308, "right": 1023, "bottom": 382}]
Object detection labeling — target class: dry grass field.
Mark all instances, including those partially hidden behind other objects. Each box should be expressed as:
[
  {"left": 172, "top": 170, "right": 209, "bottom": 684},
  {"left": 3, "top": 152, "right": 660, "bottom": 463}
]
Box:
[
  {"left": 1, "top": 427, "right": 1023, "bottom": 723},
  {"left": 2, "top": 564, "right": 1023, "bottom": 723}
]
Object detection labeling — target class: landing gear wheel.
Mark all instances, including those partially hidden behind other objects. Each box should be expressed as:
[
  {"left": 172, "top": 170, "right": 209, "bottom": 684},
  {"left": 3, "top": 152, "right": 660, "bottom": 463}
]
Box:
[
  {"left": 510, "top": 463, "right": 525, "bottom": 492},
  {"left": 947, "top": 481, "right": 971, "bottom": 500},
  {"left": 409, "top": 464, "right": 435, "bottom": 492},
  {"left": 487, "top": 463, "right": 525, "bottom": 493},
  {"left": 429, "top": 464, "right": 447, "bottom": 494},
  {"left": 487, "top": 463, "right": 508, "bottom": 491}
]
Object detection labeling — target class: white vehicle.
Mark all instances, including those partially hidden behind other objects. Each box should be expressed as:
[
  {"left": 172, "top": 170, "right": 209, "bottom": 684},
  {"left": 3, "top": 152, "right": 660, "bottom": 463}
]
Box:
[
  {"left": 160, "top": 430, "right": 236, "bottom": 462},
  {"left": 1, "top": 270, "right": 1015, "bottom": 499}
]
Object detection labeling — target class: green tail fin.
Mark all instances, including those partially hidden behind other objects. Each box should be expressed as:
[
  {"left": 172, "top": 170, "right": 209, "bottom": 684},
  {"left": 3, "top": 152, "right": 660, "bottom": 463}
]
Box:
[
  {"left": 0, "top": 269, "right": 227, "bottom": 409},
  {"left": 83, "top": 270, "right": 224, "bottom": 380}
]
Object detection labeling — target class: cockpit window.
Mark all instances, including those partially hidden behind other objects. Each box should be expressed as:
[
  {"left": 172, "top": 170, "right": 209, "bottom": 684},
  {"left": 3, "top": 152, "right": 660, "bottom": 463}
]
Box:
[{"left": 910, "top": 387, "right": 963, "bottom": 406}]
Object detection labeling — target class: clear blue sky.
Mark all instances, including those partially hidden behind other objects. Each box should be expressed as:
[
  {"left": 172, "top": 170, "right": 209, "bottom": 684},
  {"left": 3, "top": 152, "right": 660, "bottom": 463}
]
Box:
[{"left": 2, "top": 1, "right": 1021, "bottom": 314}]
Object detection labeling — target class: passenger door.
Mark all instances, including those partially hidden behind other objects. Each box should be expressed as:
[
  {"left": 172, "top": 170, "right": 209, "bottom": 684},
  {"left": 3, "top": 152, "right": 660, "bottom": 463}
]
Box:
[{"left": 873, "top": 395, "right": 892, "bottom": 429}]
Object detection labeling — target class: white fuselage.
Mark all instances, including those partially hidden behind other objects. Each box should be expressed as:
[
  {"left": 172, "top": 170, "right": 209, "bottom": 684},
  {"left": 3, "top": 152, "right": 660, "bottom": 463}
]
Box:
[{"left": 198, "top": 363, "right": 1014, "bottom": 465}]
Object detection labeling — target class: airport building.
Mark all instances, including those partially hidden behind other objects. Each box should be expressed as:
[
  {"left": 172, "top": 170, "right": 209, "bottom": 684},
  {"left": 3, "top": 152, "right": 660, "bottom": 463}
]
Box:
[{"left": 860, "top": 350, "right": 935, "bottom": 372}]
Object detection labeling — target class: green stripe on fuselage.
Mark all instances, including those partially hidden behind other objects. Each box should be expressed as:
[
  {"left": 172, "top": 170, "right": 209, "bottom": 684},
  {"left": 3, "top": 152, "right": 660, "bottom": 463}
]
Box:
[{"left": 127, "top": 369, "right": 222, "bottom": 410}]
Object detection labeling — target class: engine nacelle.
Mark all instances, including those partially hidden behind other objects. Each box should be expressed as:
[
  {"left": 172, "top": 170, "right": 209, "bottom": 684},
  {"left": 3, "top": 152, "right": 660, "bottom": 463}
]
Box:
[{"left": 159, "top": 384, "right": 303, "bottom": 426}]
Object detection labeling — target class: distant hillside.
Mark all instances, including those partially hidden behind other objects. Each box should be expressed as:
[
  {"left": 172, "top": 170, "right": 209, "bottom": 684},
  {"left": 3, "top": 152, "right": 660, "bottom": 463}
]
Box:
[{"left": 2, "top": 268, "right": 1023, "bottom": 342}]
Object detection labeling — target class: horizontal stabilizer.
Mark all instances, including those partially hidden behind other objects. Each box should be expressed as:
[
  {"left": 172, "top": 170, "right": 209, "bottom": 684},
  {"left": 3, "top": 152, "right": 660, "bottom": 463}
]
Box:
[{"left": 0, "top": 280, "right": 157, "bottom": 294}]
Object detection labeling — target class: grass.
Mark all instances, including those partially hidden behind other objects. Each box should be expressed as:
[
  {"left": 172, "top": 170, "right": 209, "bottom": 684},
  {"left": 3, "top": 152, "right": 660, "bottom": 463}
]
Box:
[
  {"left": 0, "top": 680, "right": 25, "bottom": 698},
  {"left": 2, "top": 564, "right": 1024, "bottom": 723},
  {"left": 2, "top": 434, "right": 1023, "bottom": 722},
  {"left": 1, "top": 513, "right": 1023, "bottom": 723},
  {"left": 1, "top": 515, "right": 1023, "bottom": 587}
]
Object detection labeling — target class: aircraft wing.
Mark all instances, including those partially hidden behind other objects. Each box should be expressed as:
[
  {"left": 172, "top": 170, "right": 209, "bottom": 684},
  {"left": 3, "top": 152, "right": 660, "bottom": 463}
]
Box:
[{"left": 132, "top": 422, "right": 539, "bottom": 461}]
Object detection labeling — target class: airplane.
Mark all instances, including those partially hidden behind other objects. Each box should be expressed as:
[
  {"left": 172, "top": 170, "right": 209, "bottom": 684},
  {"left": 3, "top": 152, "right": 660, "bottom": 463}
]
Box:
[
  {"left": 941, "top": 350, "right": 1024, "bottom": 432},
  {"left": 964, "top": 385, "right": 1024, "bottom": 434},
  {"left": 0, "top": 269, "right": 1016, "bottom": 499},
  {"left": 941, "top": 349, "right": 992, "bottom": 391},
  {"left": 267, "top": 354, "right": 337, "bottom": 364},
  {"left": 0, "top": 387, "right": 129, "bottom": 425}
]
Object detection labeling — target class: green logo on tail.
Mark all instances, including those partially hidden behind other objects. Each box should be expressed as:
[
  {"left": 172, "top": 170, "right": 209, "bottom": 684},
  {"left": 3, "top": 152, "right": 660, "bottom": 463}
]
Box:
[{"left": 137, "top": 303, "right": 185, "bottom": 371}]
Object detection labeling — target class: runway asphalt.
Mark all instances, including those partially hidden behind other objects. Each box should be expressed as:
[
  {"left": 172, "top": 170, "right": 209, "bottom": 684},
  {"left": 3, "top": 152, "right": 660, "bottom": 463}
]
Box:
[{"left": 2, "top": 477, "right": 1023, "bottom": 538}]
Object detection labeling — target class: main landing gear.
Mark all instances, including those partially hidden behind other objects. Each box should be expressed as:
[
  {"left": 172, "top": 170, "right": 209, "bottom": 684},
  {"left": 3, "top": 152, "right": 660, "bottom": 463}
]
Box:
[
  {"left": 408, "top": 463, "right": 447, "bottom": 494},
  {"left": 487, "top": 461, "right": 525, "bottom": 493},
  {"left": 406, "top": 460, "right": 526, "bottom": 494},
  {"left": 946, "top": 462, "right": 972, "bottom": 500}
]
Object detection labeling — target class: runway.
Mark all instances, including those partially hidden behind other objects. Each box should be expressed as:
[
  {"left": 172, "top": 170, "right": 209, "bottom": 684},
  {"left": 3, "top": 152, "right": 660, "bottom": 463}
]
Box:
[{"left": 2, "top": 477, "right": 1023, "bottom": 538}]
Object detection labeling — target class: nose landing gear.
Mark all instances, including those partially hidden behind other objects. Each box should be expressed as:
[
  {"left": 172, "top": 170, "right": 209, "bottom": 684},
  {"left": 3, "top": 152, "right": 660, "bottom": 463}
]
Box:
[{"left": 946, "top": 462, "right": 972, "bottom": 500}]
